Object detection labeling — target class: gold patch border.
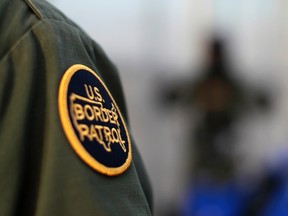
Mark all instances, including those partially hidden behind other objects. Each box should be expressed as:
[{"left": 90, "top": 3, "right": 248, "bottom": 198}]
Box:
[{"left": 58, "top": 64, "right": 132, "bottom": 176}]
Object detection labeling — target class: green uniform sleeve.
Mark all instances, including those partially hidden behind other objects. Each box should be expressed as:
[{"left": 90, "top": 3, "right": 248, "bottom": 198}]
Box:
[{"left": 0, "top": 0, "right": 152, "bottom": 215}]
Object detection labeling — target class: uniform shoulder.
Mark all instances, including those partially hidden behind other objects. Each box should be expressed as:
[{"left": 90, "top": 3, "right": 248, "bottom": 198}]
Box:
[
  {"left": 0, "top": 0, "right": 40, "bottom": 61},
  {"left": 24, "top": 0, "right": 79, "bottom": 28},
  {"left": 0, "top": 0, "right": 86, "bottom": 62}
]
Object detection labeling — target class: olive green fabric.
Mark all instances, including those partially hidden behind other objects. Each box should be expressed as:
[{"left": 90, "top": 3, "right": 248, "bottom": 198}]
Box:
[{"left": 0, "top": 0, "right": 153, "bottom": 215}]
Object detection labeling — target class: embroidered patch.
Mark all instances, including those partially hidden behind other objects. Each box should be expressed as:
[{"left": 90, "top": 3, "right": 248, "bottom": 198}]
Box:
[{"left": 58, "top": 64, "right": 132, "bottom": 176}]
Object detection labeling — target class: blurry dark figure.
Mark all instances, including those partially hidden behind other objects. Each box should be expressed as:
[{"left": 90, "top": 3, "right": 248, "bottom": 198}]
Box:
[
  {"left": 159, "top": 36, "right": 271, "bottom": 216},
  {"left": 162, "top": 37, "right": 270, "bottom": 180},
  {"left": 186, "top": 38, "right": 242, "bottom": 180},
  {"left": 162, "top": 37, "right": 269, "bottom": 180}
]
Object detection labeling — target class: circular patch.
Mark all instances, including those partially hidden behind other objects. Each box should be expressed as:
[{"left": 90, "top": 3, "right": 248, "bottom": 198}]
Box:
[{"left": 58, "top": 64, "right": 132, "bottom": 176}]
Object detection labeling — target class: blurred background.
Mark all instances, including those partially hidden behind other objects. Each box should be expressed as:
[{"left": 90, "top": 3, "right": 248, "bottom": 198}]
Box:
[{"left": 49, "top": 0, "right": 288, "bottom": 215}]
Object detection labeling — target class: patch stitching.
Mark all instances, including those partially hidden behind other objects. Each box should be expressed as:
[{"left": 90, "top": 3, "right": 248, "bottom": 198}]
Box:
[{"left": 58, "top": 64, "right": 132, "bottom": 176}]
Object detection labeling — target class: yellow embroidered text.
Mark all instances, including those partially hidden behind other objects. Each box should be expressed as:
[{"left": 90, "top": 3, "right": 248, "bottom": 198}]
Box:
[{"left": 69, "top": 87, "right": 126, "bottom": 153}]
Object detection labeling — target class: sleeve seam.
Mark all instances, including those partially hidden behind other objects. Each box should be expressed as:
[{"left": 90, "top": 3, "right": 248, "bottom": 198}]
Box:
[
  {"left": 24, "top": 0, "right": 43, "bottom": 20},
  {"left": 0, "top": 20, "right": 42, "bottom": 64}
]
